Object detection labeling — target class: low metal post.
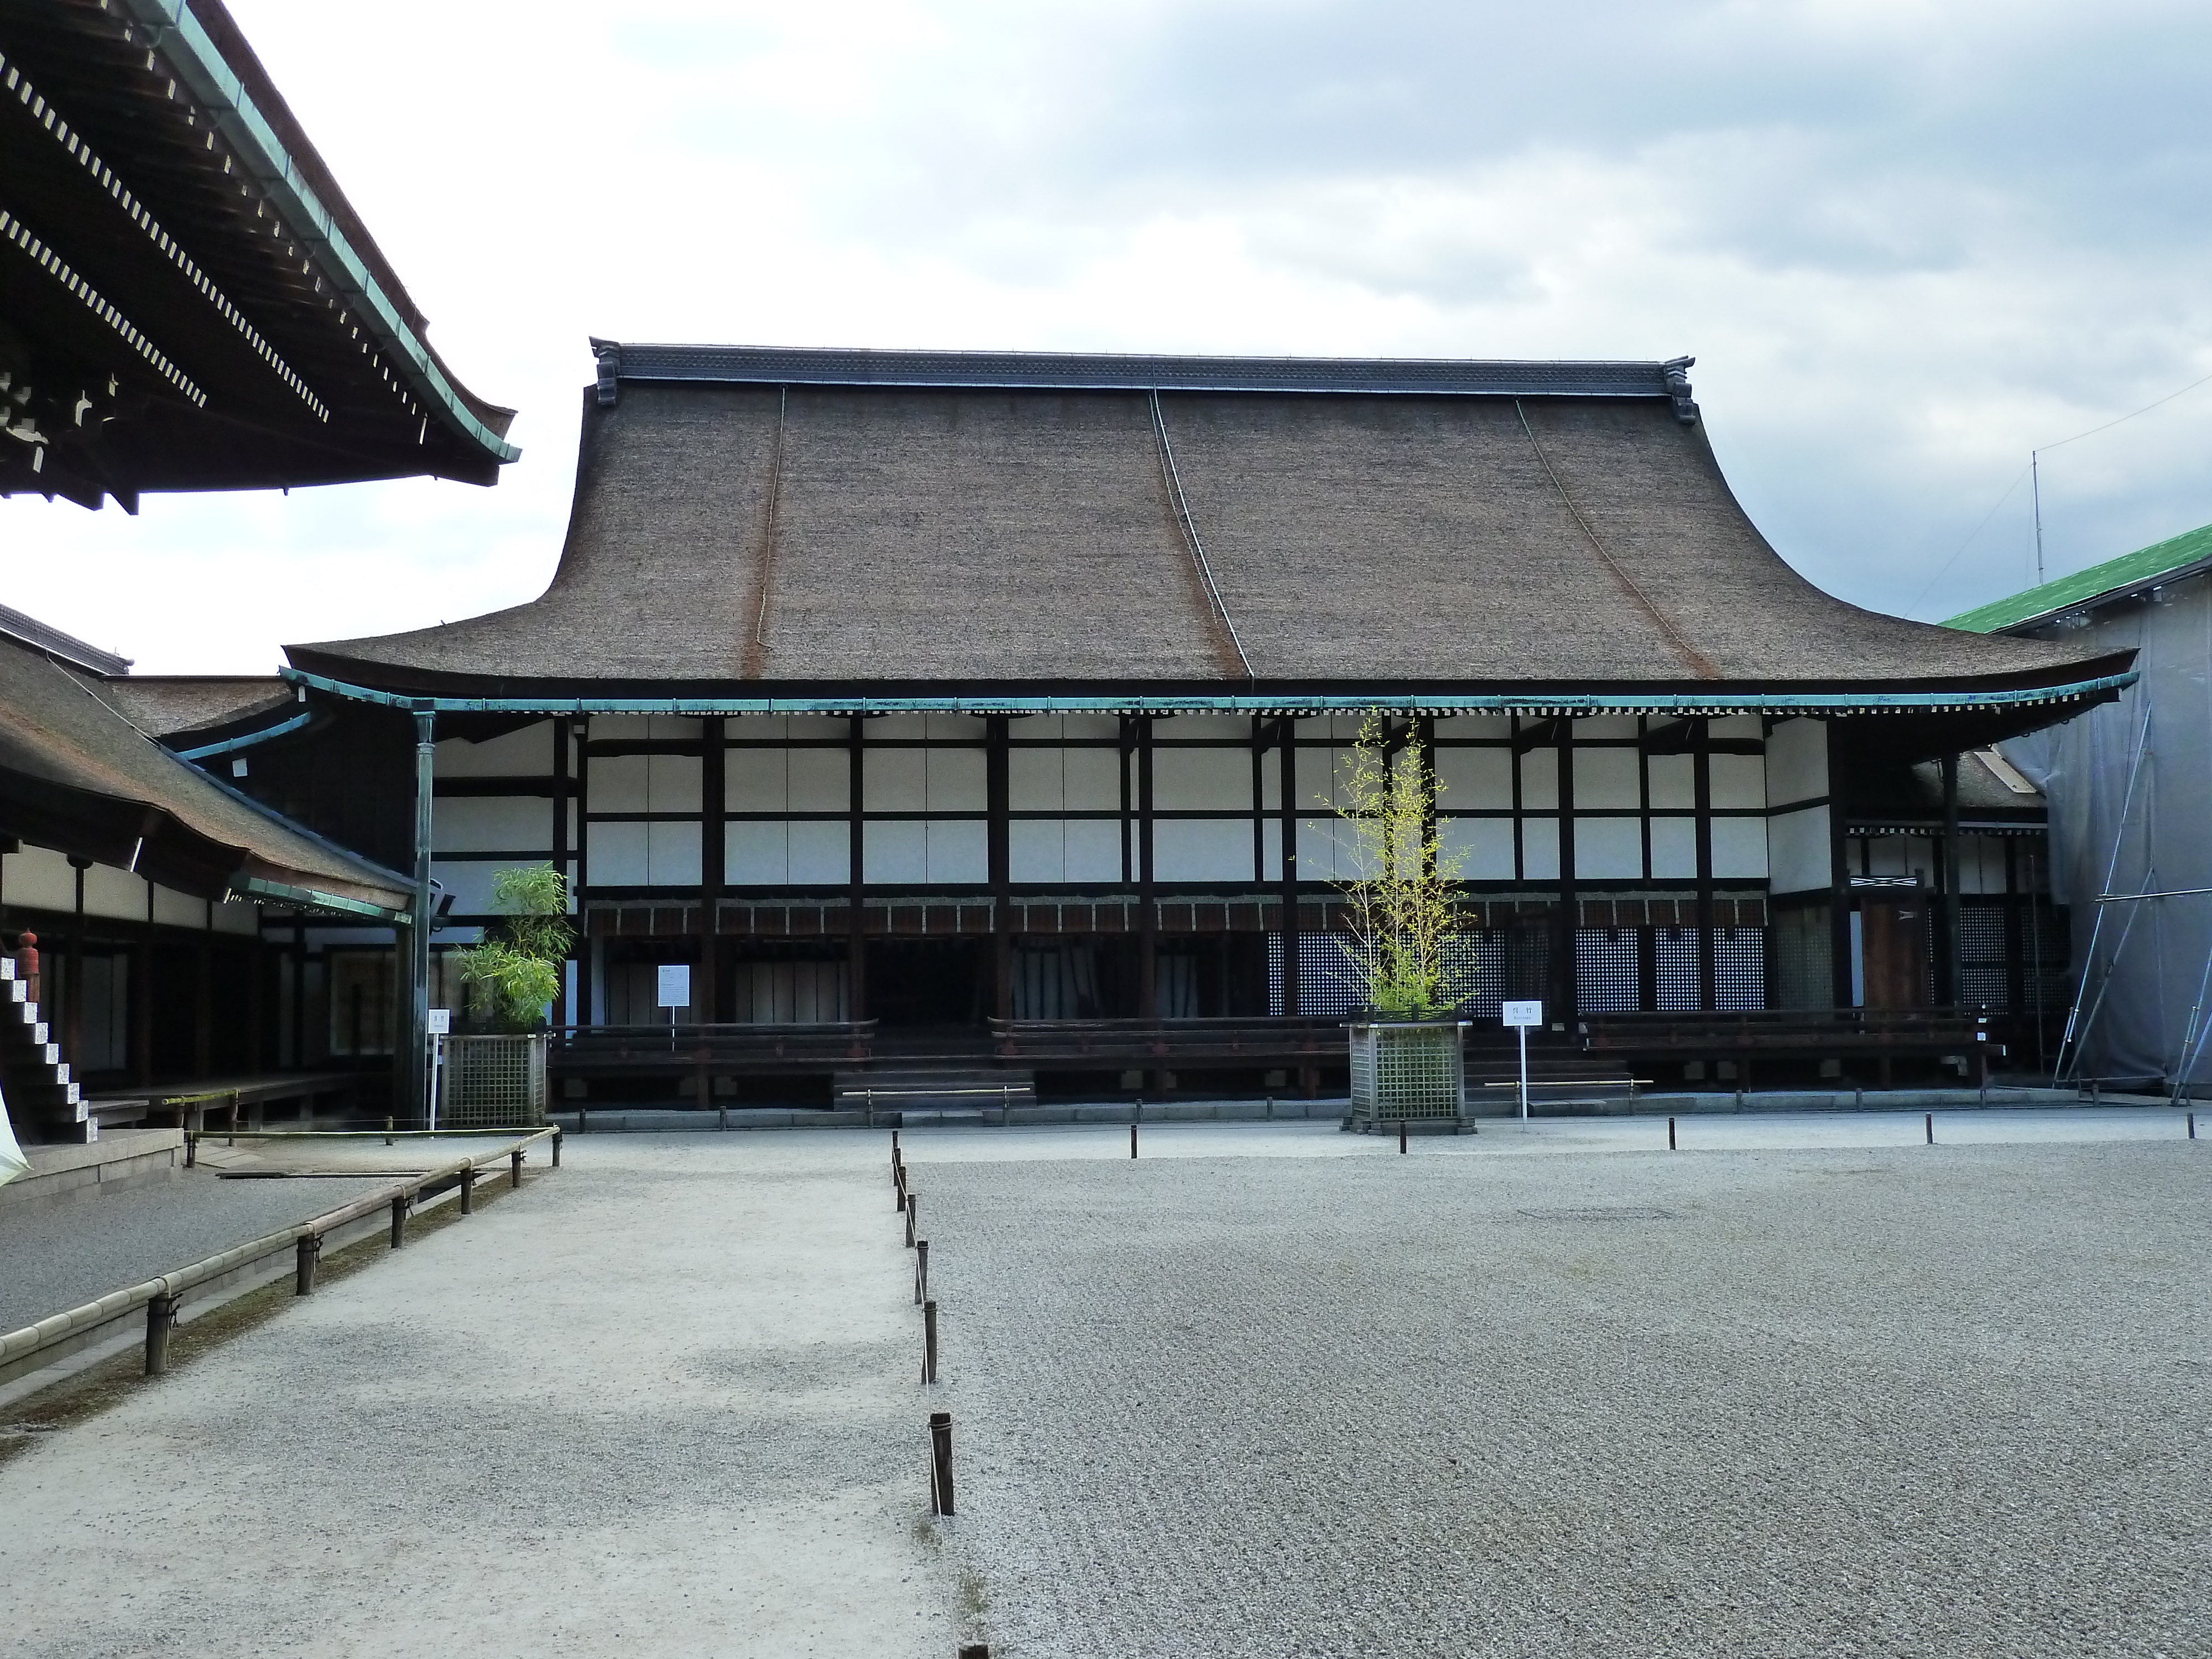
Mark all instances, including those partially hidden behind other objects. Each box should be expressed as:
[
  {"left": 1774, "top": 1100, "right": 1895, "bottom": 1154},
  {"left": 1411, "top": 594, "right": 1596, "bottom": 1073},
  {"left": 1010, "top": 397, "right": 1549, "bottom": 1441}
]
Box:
[
  {"left": 916, "top": 1238, "right": 930, "bottom": 1304},
  {"left": 552, "top": 1128, "right": 562, "bottom": 1168},
  {"left": 1924, "top": 1112, "right": 1935, "bottom": 1146},
  {"left": 460, "top": 1166, "right": 476, "bottom": 1215},
  {"left": 1001, "top": 1084, "right": 1011, "bottom": 1126},
  {"left": 891, "top": 1128, "right": 900, "bottom": 1165},
  {"left": 390, "top": 1193, "right": 408, "bottom": 1249},
  {"left": 929, "top": 1411, "right": 954, "bottom": 1515},
  {"left": 895, "top": 1162, "right": 907, "bottom": 1210},
  {"left": 1398, "top": 1119, "right": 1408, "bottom": 1154},
  {"left": 2190, "top": 1112, "right": 2197, "bottom": 1141},
  {"left": 384, "top": 1115, "right": 394, "bottom": 1147},
  {"left": 905, "top": 1193, "right": 917, "bottom": 1248},
  {"left": 1266, "top": 1094, "right": 1274, "bottom": 1120},
  {"left": 1130, "top": 1123, "right": 1138, "bottom": 1159},
  {"left": 510, "top": 1148, "right": 524, "bottom": 1189},
  {"left": 924, "top": 1297, "right": 940, "bottom": 1384},
  {"left": 1668, "top": 1115, "right": 1677, "bottom": 1151},
  {"left": 144, "top": 1292, "right": 177, "bottom": 1374},
  {"left": 183, "top": 1131, "right": 196, "bottom": 1170},
  {"left": 295, "top": 1234, "right": 320, "bottom": 1296}
]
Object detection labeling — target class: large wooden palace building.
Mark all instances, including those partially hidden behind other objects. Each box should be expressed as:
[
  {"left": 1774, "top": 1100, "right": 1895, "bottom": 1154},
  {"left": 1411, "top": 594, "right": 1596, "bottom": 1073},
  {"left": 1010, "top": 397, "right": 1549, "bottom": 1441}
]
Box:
[{"left": 191, "top": 342, "right": 2130, "bottom": 1107}]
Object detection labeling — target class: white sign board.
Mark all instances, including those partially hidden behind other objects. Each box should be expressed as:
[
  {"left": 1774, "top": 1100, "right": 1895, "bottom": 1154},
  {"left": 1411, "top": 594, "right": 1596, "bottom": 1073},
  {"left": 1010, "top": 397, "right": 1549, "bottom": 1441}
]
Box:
[
  {"left": 656, "top": 964, "right": 692, "bottom": 1009},
  {"left": 425, "top": 1008, "right": 452, "bottom": 1036},
  {"left": 1500, "top": 1000, "right": 1544, "bottom": 1029}
]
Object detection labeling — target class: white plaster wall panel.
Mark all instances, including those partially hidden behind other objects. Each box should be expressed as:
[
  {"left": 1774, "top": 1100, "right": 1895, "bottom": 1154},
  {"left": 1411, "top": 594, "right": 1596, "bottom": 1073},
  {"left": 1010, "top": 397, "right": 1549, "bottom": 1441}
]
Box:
[
  {"left": 729, "top": 714, "right": 786, "bottom": 742},
  {"left": 1154, "top": 747, "right": 1250, "bottom": 811},
  {"left": 864, "top": 749, "right": 927, "bottom": 811},
  {"left": 788, "top": 749, "right": 848, "bottom": 812},
  {"left": 1155, "top": 819, "right": 1253, "bottom": 883},
  {"left": 1260, "top": 749, "right": 1281, "bottom": 811},
  {"left": 872, "top": 714, "right": 929, "bottom": 739},
  {"left": 589, "top": 715, "right": 653, "bottom": 742},
  {"left": 589, "top": 822, "right": 650, "bottom": 886},
  {"left": 1010, "top": 820, "right": 1063, "bottom": 882},
  {"left": 1312, "top": 747, "right": 1360, "bottom": 811},
  {"left": 1647, "top": 753, "right": 1695, "bottom": 810},
  {"left": 647, "top": 822, "right": 703, "bottom": 886},
  {"left": 1436, "top": 747, "right": 1513, "bottom": 811},
  {"left": 2, "top": 845, "right": 75, "bottom": 910},
  {"left": 1766, "top": 718, "right": 1829, "bottom": 806},
  {"left": 1575, "top": 817, "right": 1645, "bottom": 879},
  {"left": 430, "top": 860, "right": 503, "bottom": 914},
  {"left": 1015, "top": 716, "right": 1065, "bottom": 742},
  {"left": 1712, "top": 817, "right": 1770, "bottom": 880},
  {"left": 1519, "top": 748, "right": 1559, "bottom": 811},
  {"left": 726, "top": 748, "right": 787, "bottom": 812},
  {"left": 213, "top": 898, "right": 258, "bottom": 935},
  {"left": 927, "top": 713, "right": 988, "bottom": 741},
  {"left": 648, "top": 716, "right": 702, "bottom": 742},
  {"left": 1065, "top": 820, "right": 1123, "bottom": 883},
  {"left": 1296, "top": 818, "right": 1345, "bottom": 880},
  {"left": 1710, "top": 714, "right": 1764, "bottom": 740},
  {"left": 1165, "top": 715, "right": 1250, "bottom": 741},
  {"left": 926, "top": 820, "right": 988, "bottom": 883},
  {"left": 435, "top": 723, "right": 553, "bottom": 778},
  {"left": 1064, "top": 748, "right": 1123, "bottom": 811},
  {"left": 1260, "top": 818, "right": 1283, "bottom": 881},
  {"left": 789, "top": 821, "right": 851, "bottom": 885},
  {"left": 1573, "top": 716, "right": 1640, "bottom": 740},
  {"left": 927, "top": 749, "right": 988, "bottom": 813},
  {"left": 589, "top": 754, "right": 649, "bottom": 814},
  {"left": 152, "top": 884, "right": 204, "bottom": 928},
  {"left": 1709, "top": 753, "right": 1767, "bottom": 809},
  {"left": 1650, "top": 817, "right": 1699, "bottom": 879},
  {"left": 1963, "top": 836, "right": 2009, "bottom": 894},
  {"left": 1434, "top": 716, "right": 1511, "bottom": 740},
  {"left": 726, "top": 822, "right": 787, "bottom": 885},
  {"left": 1767, "top": 807, "right": 1829, "bottom": 890},
  {"left": 787, "top": 716, "right": 848, "bottom": 740},
  {"left": 1063, "top": 715, "right": 1121, "bottom": 741},
  {"left": 864, "top": 821, "right": 927, "bottom": 884},
  {"left": 82, "top": 865, "right": 147, "bottom": 921},
  {"left": 434, "top": 797, "right": 551, "bottom": 853},
  {"left": 1574, "top": 748, "right": 1642, "bottom": 810},
  {"left": 1440, "top": 817, "right": 1516, "bottom": 880},
  {"left": 1010, "top": 748, "right": 1062, "bottom": 811},
  {"left": 1522, "top": 817, "right": 1562, "bottom": 880},
  {"left": 648, "top": 755, "right": 703, "bottom": 813}
]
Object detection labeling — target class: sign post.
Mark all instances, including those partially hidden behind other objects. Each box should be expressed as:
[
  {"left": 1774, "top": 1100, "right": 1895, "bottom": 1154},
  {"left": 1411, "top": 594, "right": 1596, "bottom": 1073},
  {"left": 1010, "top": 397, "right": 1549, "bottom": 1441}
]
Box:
[
  {"left": 657, "top": 964, "right": 692, "bottom": 1053},
  {"left": 1500, "top": 1000, "right": 1543, "bottom": 1120},
  {"left": 425, "top": 1007, "right": 451, "bottom": 1130}
]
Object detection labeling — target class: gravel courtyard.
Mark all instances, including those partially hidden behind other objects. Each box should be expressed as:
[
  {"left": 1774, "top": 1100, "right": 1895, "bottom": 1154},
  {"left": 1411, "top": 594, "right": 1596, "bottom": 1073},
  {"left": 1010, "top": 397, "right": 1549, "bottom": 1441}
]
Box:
[{"left": 920, "top": 1136, "right": 2212, "bottom": 1657}]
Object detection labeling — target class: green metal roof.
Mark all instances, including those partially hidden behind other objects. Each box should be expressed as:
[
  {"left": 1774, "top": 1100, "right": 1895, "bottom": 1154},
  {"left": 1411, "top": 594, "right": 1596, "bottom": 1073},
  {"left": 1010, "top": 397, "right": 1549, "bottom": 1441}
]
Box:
[{"left": 1945, "top": 521, "right": 2212, "bottom": 634}]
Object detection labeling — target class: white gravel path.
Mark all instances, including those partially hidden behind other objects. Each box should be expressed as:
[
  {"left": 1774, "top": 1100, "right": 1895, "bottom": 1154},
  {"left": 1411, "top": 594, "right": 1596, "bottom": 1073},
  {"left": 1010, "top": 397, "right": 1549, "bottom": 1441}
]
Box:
[
  {"left": 911, "top": 1129, "right": 2212, "bottom": 1657},
  {"left": 0, "top": 1135, "right": 954, "bottom": 1658}
]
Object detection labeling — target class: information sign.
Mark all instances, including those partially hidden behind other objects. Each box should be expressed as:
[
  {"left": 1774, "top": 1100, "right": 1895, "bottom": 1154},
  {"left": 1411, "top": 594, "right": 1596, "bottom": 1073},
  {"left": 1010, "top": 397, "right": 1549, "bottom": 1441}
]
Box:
[
  {"left": 656, "top": 964, "right": 692, "bottom": 1009},
  {"left": 1500, "top": 1000, "right": 1544, "bottom": 1029}
]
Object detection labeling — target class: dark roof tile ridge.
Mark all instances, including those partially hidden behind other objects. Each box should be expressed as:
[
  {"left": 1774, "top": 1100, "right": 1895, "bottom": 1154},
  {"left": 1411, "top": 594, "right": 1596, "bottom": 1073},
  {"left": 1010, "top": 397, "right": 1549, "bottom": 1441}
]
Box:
[{"left": 0, "top": 604, "right": 132, "bottom": 677}]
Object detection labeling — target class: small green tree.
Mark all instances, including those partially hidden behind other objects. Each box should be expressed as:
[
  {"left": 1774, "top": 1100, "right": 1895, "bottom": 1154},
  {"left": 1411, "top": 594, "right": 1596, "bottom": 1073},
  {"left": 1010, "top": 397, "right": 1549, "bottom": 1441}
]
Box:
[
  {"left": 1314, "top": 711, "right": 1471, "bottom": 1018},
  {"left": 455, "top": 864, "right": 574, "bottom": 1031}
]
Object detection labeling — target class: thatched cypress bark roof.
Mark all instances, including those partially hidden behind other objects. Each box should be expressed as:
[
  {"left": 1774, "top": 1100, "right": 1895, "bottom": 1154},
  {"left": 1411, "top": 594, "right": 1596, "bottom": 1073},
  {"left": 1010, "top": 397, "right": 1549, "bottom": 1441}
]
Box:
[{"left": 289, "top": 347, "right": 2124, "bottom": 702}]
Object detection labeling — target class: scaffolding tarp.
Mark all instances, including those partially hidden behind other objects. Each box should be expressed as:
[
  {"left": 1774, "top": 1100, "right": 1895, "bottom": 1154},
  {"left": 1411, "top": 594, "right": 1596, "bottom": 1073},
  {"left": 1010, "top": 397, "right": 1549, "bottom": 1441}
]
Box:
[{"left": 2002, "top": 580, "right": 2212, "bottom": 1085}]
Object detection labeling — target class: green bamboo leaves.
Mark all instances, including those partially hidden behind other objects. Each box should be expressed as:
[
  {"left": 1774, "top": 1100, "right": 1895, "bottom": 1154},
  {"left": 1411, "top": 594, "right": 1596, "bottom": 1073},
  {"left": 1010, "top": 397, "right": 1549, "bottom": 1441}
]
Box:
[{"left": 455, "top": 864, "right": 575, "bottom": 1031}]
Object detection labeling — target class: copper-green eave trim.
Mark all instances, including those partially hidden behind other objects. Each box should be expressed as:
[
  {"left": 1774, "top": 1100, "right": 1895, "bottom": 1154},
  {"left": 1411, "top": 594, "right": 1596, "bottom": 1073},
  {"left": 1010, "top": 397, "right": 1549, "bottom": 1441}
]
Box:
[
  {"left": 231, "top": 875, "right": 409, "bottom": 925},
  {"left": 118, "top": 0, "right": 520, "bottom": 467},
  {"left": 279, "top": 665, "right": 2137, "bottom": 718}
]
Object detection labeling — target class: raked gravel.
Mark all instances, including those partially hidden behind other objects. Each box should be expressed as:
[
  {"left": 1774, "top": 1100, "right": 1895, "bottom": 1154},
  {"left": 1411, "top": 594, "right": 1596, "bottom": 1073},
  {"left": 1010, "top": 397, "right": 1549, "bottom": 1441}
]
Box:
[{"left": 919, "top": 1138, "right": 2212, "bottom": 1658}]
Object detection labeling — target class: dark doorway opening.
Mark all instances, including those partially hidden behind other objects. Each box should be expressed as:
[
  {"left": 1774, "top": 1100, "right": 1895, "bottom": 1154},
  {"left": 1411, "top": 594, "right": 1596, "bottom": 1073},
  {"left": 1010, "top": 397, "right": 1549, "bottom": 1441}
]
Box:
[{"left": 868, "top": 940, "right": 988, "bottom": 1025}]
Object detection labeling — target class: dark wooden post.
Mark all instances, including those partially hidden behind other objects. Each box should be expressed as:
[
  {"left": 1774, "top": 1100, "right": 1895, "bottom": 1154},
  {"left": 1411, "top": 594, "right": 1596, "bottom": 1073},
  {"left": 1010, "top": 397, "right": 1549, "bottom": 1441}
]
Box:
[
  {"left": 1939, "top": 752, "right": 1962, "bottom": 1008},
  {"left": 847, "top": 716, "right": 867, "bottom": 1020},
  {"left": 1138, "top": 716, "right": 1157, "bottom": 1024},
  {"left": 460, "top": 1165, "right": 476, "bottom": 1214},
  {"left": 929, "top": 1411, "right": 954, "bottom": 1515},
  {"left": 192, "top": 902, "right": 213, "bottom": 1081},
  {"left": 572, "top": 717, "right": 591, "bottom": 1025},
  {"left": 699, "top": 717, "right": 724, "bottom": 1025},
  {"left": 65, "top": 855, "right": 89, "bottom": 1078},
  {"left": 1693, "top": 719, "right": 1716, "bottom": 1012},
  {"left": 988, "top": 716, "right": 1013, "bottom": 1020},
  {"left": 399, "top": 709, "right": 436, "bottom": 1124},
  {"left": 144, "top": 1292, "right": 177, "bottom": 1374},
  {"left": 510, "top": 1147, "right": 525, "bottom": 1189},
  {"left": 554, "top": 717, "right": 574, "bottom": 1029},
  {"left": 135, "top": 884, "right": 156, "bottom": 1087},
  {"left": 1827, "top": 721, "right": 1855, "bottom": 1011},
  {"left": 295, "top": 1233, "right": 320, "bottom": 1295},
  {"left": 1556, "top": 723, "right": 1579, "bottom": 1024},
  {"left": 1279, "top": 718, "right": 1300, "bottom": 1019}
]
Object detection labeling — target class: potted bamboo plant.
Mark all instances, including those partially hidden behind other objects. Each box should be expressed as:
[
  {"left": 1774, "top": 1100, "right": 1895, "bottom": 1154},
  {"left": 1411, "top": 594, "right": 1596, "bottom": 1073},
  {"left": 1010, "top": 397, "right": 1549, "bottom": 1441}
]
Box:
[
  {"left": 447, "top": 864, "right": 573, "bottom": 1126},
  {"left": 1318, "top": 712, "right": 1472, "bottom": 1131}
]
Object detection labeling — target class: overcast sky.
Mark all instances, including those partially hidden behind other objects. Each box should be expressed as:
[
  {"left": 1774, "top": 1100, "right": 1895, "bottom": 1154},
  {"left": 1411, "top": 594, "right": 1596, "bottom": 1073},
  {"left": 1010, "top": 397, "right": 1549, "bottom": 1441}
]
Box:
[{"left": 10, "top": 0, "right": 2212, "bottom": 673}]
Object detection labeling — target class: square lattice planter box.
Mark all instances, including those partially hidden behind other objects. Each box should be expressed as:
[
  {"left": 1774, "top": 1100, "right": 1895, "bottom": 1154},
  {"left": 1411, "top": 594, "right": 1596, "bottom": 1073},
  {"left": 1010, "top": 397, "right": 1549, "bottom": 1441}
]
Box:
[
  {"left": 437, "top": 1034, "right": 549, "bottom": 1129},
  {"left": 1347, "top": 1019, "right": 1468, "bottom": 1133}
]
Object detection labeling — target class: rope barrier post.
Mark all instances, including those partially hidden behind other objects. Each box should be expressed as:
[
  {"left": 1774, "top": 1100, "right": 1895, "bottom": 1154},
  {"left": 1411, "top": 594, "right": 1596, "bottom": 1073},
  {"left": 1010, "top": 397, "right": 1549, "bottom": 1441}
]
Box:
[
  {"left": 1399, "top": 1119, "right": 1408, "bottom": 1154},
  {"left": 1925, "top": 1112, "right": 1935, "bottom": 1146},
  {"left": 905, "top": 1193, "right": 917, "bottom": 1249},
  {"left": 1668, "top": 1115, "right": 1677, "bottom": 1151},
  {"left": 895, "top": 1161, "right": 907, "bottom": 1210},
  {"left": 227, "top": 1090, "right": 240, "bottom": 1148},
  {"left": 552, "top": 1128, "right": 562, "bottom": 1168},
  {"left": 891, "top": 1128, "right": 900, "bottom": 1168},
  {"left": 183, "top": 1130, "right": 196, "bottom": 1170},
  {"left": 144, "top": 1292, "right": 176, "bottom": 1375},
  {"left": 1130, "top": 1122, "right": 1138, "bottom": 1159},
  {"left": 924, "top": 1297, "right": 940, "bottom": 1385},
  {"left": 384, "top": 1115, "right": 394, "bottom": 1147},
  {"left": 2190, "top": 1112, "right": 2197, "bottom": 1141},
  {"left": 460, "top": 1165, "right": 476, "bottom": 1215},
  {"left": 915, "top": 1239, "right": 930, "bottom": 1305},
  {"left": 295, "top": 1233, "right": 321, "bottom": 1296},
  {"left": 510, "top": 1147, "right": 524, "bottom": 1190},
  {"left": 389, "top": 1193, "right": 408, "bottom": 1249},
  {"left": 929, "top": 1411, "right": 955, "bottom": 1515}
]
